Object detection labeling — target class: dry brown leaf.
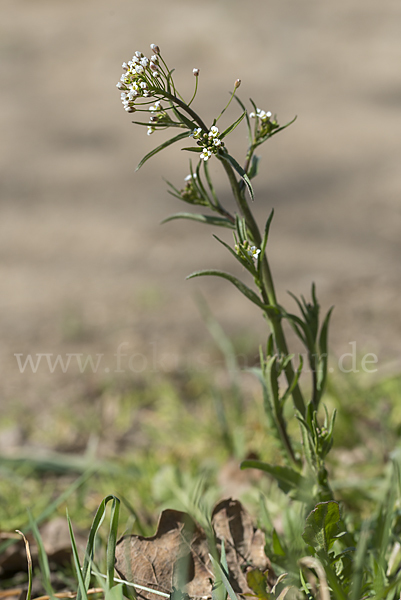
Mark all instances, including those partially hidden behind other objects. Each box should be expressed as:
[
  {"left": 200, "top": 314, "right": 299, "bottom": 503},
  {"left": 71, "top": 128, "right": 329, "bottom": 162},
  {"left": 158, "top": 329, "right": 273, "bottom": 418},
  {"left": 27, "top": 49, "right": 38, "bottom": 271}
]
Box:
[{"left": 115, "top": 498, "right": 275, "bottom": 600}]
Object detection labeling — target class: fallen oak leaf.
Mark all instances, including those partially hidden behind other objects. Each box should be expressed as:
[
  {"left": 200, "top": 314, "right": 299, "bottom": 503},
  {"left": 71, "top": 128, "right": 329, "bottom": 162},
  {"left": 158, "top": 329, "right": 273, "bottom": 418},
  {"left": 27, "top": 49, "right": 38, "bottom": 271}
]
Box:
[
  {"left": 115, "top": 509, "right": 212, "bottom": 600},
  {"left": 115, "top": 499, "right": 275, "bottom": 600}
]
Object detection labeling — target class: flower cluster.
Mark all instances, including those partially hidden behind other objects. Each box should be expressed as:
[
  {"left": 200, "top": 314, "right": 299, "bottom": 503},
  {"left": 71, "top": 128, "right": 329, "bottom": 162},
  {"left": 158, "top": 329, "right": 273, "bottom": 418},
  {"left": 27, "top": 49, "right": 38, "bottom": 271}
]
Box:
[
  {"left": 146, "top": 100, "right": 168, "bottom": 135},
  {"left": 249, "top": 107, "right": 279, "bottom": 139},
  {"left": 193, "top": 125, "right": 224, "bottom": 162},
  {"left": 235, "top": 240, "right": 261, "bottom": 261},
  {"left": 179, "top": 173, "right": 208, "bottom": 206},
  {"left": 117, "top": 44, "right": 162, "bottom": 113},
  {"left": 249, "top": 108, "right": 272, "bottom": 121}
]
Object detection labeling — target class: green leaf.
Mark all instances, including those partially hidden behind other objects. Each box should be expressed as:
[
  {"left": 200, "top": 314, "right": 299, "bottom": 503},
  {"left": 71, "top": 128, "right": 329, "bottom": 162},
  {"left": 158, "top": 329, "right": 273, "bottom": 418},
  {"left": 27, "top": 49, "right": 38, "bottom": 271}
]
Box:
[
  {"left": 246, "top": 569, "right": 270, "bottom": 600},
  {"left": 105, "top": 584, "right": 125, "bottom": 600},
  {"left": 186, "top": 269, "right": 267, "bottom": 310},
  {"left": 172, "top": 106, "right": 196, "bottom": 130},
  {"left": 181, "top": 146, "right": 203, "bottom": 153},
  {"left": 240, "top": 460, "right": 306, "bottom": 495},
  {"left": 233, "top": 95, "right": 252, "bottom": 142},
  {"left": 220, "top": 110, "right": 247, "bottom": 139},
  {"left": 248, "top": 155, "right": 261, "bottom": 180},
  {"left": 218, "top": 151, "right": 255, "bottom": 201},
  {"left": 272, "top": 529, "right": 286, "bottom": 557},
  {"left": 28, "top": 512, "right": 54, "bottom": 599},
  {"left": 162, "top": 213, "right": 234, "bottom": 228},
  {"left": 136, "top": 132, "right": 192, "bottom": 171},
  {"left": 213, "top": 234, "right": 256, "bottom": 273},
  {"left": 209, "top": 553, "right": 239, "bottom": 600},
  {"left": 76, "top": 495, "right": 121, "bottom": 600},
  {"left": 68, "top": 511, "right": 88, "bottom": 600},
  {"left": 302, "top": 501, "right": 341, "bottom": 554},
  {"left": 316, "top": 306, "right": 334, "bottom": 402},
  {"left": 254, "top": 116, "right": 297, "bottom": 149},
  {"left": 258, "top": 209, "right": 274, "bottom": 276},
  {"left": 248, "top": 367, "right": 281, "bottom": 442}
]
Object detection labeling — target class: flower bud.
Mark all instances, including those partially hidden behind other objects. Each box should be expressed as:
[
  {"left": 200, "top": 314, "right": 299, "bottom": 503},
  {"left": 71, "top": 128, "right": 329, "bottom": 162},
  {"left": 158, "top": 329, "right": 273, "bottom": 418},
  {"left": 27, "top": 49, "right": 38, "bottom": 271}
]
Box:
[
  {"left": 234, "top": 79, "right": 241, "bottom": 89},
  {"left": 150, "top": 44, "right": 160, "bottom": 54},
  {"left": 193, "top": 68, "right": 200, "bottom": 76}
]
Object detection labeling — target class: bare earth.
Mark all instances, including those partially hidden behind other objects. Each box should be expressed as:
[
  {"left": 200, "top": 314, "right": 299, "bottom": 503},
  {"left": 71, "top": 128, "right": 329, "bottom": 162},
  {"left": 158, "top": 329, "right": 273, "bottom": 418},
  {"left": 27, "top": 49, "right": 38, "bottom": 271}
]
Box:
[{"left": 1, "top": 0, "right": 401, "bottom": 438}]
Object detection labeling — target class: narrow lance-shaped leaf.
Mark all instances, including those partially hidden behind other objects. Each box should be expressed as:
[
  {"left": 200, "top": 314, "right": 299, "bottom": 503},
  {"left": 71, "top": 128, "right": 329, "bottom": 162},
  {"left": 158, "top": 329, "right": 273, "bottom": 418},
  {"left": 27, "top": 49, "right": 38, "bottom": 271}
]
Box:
[
  {"left": 218, "top": 151, "right": 255, "bottom": 201},
  {"left": 136, "top": 131, "right": 192, "bottom": 171},
  {"left": 280, "top": 355, "right": 304, "bottom": 406},
  {"left": 240, "top": 460, "right": 306, "bottom": 495},
  {"left": 233, "top": 95, "right": 252, "bottom": 143},
  {"left": 203, "top": 160, "right": 219, "bottom": 206},
  {"left": 209, "top": 553, "right": 239, "bottom": 600},
  {"left": 248, "top": 366, "right": 282, "bottom": 442},
  {"left": 254, "top": 116, "right": 298, "bottom": 149},
  {"left": 213, "top": 234, "right": 256, "bottom": 273},
  {"left": 68, "top": 511, "right": 89, "bottom": 600},
  {"left": 248, "top": 155, "right": 260, "bottom": 180},
  {"left": 106, "top": 497, "right": 120, "bottom": 590},
  {"left": 162, "top": 213, "right": 235, "bottom": 228},
  {"left": 220, "top": 110, "right": 247, "bottom": 139},
  {"left": 186, "top": 269, "right": 267, "bottom": 310},
  {"left": 258, "top": 209, "right": 274, "bottom": 275},
  {"left": 316, "top": 306, "right": 334, "bottom": 401},
  {"left": 181, "top": 147, "right": 203, "bottom": 153},
  {"left": 171, "top": 105, "right": 196, "bottom": 130}
]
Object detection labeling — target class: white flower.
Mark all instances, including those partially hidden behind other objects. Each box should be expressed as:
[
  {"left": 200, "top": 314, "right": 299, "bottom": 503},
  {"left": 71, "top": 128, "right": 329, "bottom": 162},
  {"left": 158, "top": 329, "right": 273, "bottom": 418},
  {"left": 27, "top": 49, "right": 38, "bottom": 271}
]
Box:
[
  {"left": 208, "top": 126, "right": 219, "bottom": 137},
  {"left": 135, "top": 65, "right": 144, "bottom": 75},
  {"left": 200, "top": 149, "right": 212, "bottom": 161},
  {"left": 213, "top": 138, "right": 221, "bottom": 147},
  {"left": 249, "top": 112, "right": 256, "bottom": 118},
  {"left": 184, "top": 173, "right": 197, "bottom": 181},
  {"left": 150, "top": 55, "right": 159, "bottom": 64},
  {"left": 135, "top": 51, "right": 143, "bottom": 58},
  {"left": 122, "top": 62, "right": 129, "bottom": 71},
  {"left": 150, "top": 44, "right": 160, "bottom": 54},
  {"left": 193, "top": 68, "right": 200, "bottom": 76},
  {"left": 247, "top": 246, "right": 261, "bottom": 259},
  {"left": 149, "top": 101, "right": 161, "bottom": 112},
  {"left": 147, "top": 126, "right": 155, "bottom": 135},
  {"left": 193, "top": 127, "right": 203, "bottom": 139}
]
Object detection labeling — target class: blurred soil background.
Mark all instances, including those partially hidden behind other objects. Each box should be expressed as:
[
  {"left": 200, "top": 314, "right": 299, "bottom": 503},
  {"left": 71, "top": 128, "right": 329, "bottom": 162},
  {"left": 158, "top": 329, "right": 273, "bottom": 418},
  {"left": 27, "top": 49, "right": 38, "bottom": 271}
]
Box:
[{"left": 1, "top": 0, "right": 401, "bottom": 451}]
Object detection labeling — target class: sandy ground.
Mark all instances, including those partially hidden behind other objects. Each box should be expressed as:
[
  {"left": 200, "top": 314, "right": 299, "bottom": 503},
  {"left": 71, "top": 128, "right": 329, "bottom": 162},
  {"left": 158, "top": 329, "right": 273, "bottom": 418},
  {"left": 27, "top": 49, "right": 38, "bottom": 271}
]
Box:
[{"left": 1, "top": 0, "right": 401, "bottom": 436}]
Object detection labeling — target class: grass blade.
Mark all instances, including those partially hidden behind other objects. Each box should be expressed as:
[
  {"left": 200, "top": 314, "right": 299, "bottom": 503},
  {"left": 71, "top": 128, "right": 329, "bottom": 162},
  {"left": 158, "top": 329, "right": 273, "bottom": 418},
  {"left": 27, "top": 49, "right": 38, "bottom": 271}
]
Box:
[
  {"left": 16, "top": 530, "right": 33, "bottom": 600},
  {"left": 28, "top": 512, "right": 55, "bottom": 599},
  {"left": 67, "top": 510, "right": 88, "bottom": 600},
  {"left": 209, "top": 553, "right": 239, "bottom": 600}
]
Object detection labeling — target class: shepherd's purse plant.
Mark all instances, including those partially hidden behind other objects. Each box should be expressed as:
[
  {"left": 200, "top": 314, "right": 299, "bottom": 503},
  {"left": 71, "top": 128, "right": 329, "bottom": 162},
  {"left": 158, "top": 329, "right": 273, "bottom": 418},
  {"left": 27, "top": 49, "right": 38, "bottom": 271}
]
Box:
[{"left": 112, "top": 44, "right": 401, "bottom": 600}]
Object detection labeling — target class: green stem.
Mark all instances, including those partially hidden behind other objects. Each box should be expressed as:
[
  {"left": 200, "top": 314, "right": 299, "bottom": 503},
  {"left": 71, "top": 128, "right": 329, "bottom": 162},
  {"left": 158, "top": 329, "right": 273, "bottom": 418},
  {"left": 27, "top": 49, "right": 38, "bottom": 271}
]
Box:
[
  {"left": 162, "top": 91, "right": 208, "bottom": 132},
  {"left": 219, "top": 157, "right": 306, "bottom": 417}
]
